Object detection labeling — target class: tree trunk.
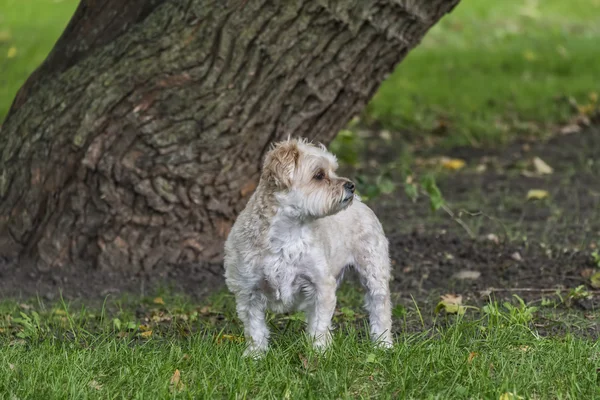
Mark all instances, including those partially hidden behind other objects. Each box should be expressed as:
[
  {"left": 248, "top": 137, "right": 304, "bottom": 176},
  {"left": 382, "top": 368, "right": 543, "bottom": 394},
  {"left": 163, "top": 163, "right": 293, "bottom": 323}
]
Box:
[{"left": 0, "top": 0, "right": 460, "bottom": 274}]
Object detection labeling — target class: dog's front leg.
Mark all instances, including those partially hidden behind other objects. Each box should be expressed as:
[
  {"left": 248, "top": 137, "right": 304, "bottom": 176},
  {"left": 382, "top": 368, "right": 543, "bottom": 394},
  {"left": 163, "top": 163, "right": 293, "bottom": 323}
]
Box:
[
  {"left": 305, "top": 276, "right": 337, "bottom": 350},
  {"left": 236, "top": 291, "right": 269, "bottom": 358}
]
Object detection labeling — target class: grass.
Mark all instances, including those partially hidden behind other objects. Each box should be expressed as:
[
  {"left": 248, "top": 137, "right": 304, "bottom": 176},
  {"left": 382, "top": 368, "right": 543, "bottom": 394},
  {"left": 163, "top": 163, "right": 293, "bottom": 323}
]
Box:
[
  {"left": 366, "top": 0, "right": 600, "bottom": 146},
  {"left": 1, "top": 289, "right": 599, "bottom": 399},
  {"left": 0, "top": 0, "right": 78, "bottom": 118}
]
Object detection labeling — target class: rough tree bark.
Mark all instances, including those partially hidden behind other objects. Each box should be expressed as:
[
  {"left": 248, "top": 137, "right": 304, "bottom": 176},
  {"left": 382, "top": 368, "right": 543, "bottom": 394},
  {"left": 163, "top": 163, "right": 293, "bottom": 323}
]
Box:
[{"left": 0, "top": 0, "right": 460, "bottom": 274}]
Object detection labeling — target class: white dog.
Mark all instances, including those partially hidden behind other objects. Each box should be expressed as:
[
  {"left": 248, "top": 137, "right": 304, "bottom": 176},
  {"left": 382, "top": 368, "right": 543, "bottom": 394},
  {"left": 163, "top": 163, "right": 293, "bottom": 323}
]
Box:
[{"left": 224, "top": 138, "right": 392, "bottom": 357}]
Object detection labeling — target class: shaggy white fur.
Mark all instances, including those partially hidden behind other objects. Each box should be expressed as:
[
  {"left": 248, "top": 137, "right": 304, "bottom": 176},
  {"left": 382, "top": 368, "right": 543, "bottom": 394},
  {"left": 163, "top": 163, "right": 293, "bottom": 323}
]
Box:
[{"left": 224, "top": 138, "right": 392, "bottom": 357}]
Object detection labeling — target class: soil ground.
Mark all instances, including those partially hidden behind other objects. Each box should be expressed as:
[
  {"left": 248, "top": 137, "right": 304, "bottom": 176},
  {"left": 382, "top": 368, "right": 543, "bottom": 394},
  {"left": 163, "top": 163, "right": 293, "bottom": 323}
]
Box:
[{"left": 1, "top": 126, "right": 599, "bottom": 334}]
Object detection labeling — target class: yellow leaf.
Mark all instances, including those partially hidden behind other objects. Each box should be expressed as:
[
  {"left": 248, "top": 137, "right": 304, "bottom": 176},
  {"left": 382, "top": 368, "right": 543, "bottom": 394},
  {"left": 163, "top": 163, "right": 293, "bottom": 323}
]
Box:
[
  {"left": 435, "top": 294, "right": 467, "bottom": 315},
  {"left": 523, "top": 50, "right": 537, "bottom": 61},
  {"left": 7, "top": 47, "right": 17, "bottom": 58},
  {"left": 526, "top": 189, "right": 549, "bottom": 200},
  {"left": 153, "top": 297, "right": 165, "bottom": 305},
  {"left": 532, "top": 157, "right": 553, "bottom": 175},
  {"left": 442, "top": 158, "right": 466, "bottom": 171},
  {"left": 590, "top": 92, "right": 598, "bottom": 103},
  {"left": 590, "top": 272, "right": 600, "bottom": 288},
  {"left": 139, "top": 324, "right": 151, "bottom": 331},
  {"left": 88, "top": 380, "right": 103, "bottom": 391},
  {"left": 556, "top": 45, "right": 568, "bottom": 58},
  {"left": 140, "top": 330, "right": 153, "bottom": 339},
  {"left": 467, "top": 351, "right": 478, "bottom": 363},
  {"left": 500, "top": 392, "right": 523, "bottom": 400},
  {"left": 578, "top": 103, "right": 596, "bottom": 116},
  {"left": 0, "top": 31, "right": 11, "bottom": 42},
  {"left": 216, "top": 334, "right": 244, "bottom": 344},
  {"left": 170, "top": 369, "right": 185, "bottom": 392}
]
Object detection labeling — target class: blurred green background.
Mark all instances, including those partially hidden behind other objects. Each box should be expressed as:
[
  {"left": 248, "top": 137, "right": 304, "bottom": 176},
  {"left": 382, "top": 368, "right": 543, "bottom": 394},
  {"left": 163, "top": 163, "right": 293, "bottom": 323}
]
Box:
[{"left": 1, "top": 0, "right": 599, "bottom": 146}]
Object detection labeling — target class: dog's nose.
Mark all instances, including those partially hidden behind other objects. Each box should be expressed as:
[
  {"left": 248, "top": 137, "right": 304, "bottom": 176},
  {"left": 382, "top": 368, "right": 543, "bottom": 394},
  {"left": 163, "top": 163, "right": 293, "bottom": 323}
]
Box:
[{"left": 344, "top": 181, "right": 355, "bottom": 193}]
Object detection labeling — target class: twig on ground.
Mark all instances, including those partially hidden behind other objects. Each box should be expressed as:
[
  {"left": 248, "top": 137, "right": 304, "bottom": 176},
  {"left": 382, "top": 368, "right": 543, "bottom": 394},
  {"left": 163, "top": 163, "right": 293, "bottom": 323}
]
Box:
[{"left": 440, "top": 203, "right": 476, "bottom": 239}]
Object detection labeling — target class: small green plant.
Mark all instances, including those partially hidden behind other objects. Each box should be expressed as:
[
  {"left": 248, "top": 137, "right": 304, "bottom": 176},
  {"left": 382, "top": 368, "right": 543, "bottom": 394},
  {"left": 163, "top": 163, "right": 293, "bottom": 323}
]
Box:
[
  {"left": 13, "top": 311, "right": 43, "bottom": 340},
  {"left": 565, "top": 285, "right": 592, "bottom": 307},
  {"left": 482, "top": 295, "right": 538, "bottom": 326},
  {"left": 591, "top": 250, "right": 600, "bottom": 268}
]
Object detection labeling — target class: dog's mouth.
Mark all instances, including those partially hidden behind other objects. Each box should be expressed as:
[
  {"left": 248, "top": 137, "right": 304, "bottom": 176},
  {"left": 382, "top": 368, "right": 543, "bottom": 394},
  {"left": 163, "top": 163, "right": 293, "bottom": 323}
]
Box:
[{"left": 341, "top": 194, "right": 354, "bottom": 204}]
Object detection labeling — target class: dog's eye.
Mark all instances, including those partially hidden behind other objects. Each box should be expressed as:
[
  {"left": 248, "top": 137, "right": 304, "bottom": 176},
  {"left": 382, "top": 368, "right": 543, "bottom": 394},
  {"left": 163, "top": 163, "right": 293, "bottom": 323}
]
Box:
[{"left": 314, "top": 171, "right": 325, "bottom": 181}]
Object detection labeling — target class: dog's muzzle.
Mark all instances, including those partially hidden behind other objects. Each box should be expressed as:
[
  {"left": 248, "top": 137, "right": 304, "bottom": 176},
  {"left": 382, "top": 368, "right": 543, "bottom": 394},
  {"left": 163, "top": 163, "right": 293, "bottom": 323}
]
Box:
[{"left": 342, "top": 181, "right": 355, "bottom": 203}]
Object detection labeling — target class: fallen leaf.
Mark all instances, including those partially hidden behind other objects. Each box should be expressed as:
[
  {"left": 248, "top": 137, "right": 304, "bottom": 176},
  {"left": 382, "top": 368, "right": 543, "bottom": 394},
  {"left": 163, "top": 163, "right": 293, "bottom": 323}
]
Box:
[
  {"left": 216, "top": 334, "right": 244, "bottom": 344},
  {"left": 435, "top": 294, "right": 467, "bottom": 315},
  {"left": 140, "top": 330, "right": 153, "bottom": 339},
  {"left": 500, "top": 392, "right": 524, "bottom": 400},
  {"left": 560, "top": 124, "right": 581, "bottom": 135},
  {"left": 441, "top": 294, "right": 462, "bottom": 304},
  {"left": 578, "top": 103, "right": 596, "bottom": 116},
  {"left": 526, "top": 189, "right": 549, "bottom": 201},
  {"left": 511, "top": 252, "right": 523, "bottom": 261},
  {"left": 590, "top": 92, "right": 598, "bottom": 103},
  {"left": 7, "top": 46, "right": 17, "bottom": 58},
  {"left": 298, "top": 353, "right": 318, "bottom": 370},
  {"left": 379, "top": 130, "right": 392, "bottom": 141},
  {"left": 169, "top": 369, "right": 185, "bottom": 393},
  {"left": 486, "top": 233, "right": 500, "bottom": 244},
  {"left": 139, "top": 324, "right": 151, "bottom": 331},
  {"left": 153, "top": 297, "right": 165, "bottom": 305},
  {"left": 467, "top": 352, "right": 478, "bottom": 363},
  {"left": 9, "top": 363, "right": 14, "bottom": 370},
  {"left": 0, "top": 31, "right": 11, "bottom": 42},
  {"left": 366, "top": 353, "right": 377, "bottom": 363},
  {"left": 523, "top": 50, "right": 537, "bottom": 61},
  {"left": 590, "top": 272, "right": 600, "bottom": 289},
  {"left": 581, "top": 268, "right": 594, "bottom": 279},
  {"left": 442, "top": 158, "right": 466, "bottom": 171},
  {"left": 299, "top": 353, "right": 309, "bottom": 369},
  {"left": 452, "top": 270, "right": 481, "bottom": 280},
  {"left": 88, "top": 380, "right": 103, "bottom": 391},
  {"left": 556, "top": 45, "right": 568, "bottom": 58},
  {"left": 579, "top": 268, "right": 595, "bottom": 279},
  {"left": 532, "top": 157, "right": 553, "bottom": 175},
  {"left": 199, "top": 306, "right": 212, "bottom": 314}
]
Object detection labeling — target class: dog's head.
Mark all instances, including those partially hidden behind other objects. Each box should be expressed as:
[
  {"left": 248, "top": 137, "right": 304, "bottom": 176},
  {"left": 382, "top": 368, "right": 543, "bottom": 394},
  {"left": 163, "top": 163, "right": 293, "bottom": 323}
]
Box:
[{"left": 262, "top": 138, "right": 355, "bottom": 218}]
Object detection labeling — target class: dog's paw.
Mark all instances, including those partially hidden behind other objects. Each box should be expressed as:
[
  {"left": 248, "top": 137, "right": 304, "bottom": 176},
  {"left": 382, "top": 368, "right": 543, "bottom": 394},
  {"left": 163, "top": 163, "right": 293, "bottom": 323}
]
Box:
[
  {"left": 372, "top": 333, "right": 393, "bottom": 349},
  {"left": 311, "top": 332, "right": 332, "bottom": 352},
  {"left": 243, "top": 345, "right": 267, "bottom": 359},
  {"left": 375, "top": 339, "right": 393, "bottom": 349}
]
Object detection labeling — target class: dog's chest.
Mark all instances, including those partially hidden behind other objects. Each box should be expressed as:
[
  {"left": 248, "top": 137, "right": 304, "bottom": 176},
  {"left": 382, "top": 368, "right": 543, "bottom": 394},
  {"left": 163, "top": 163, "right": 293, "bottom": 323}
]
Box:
[{"left": 263, "top": 219, "right": 321, "bottom": 308}]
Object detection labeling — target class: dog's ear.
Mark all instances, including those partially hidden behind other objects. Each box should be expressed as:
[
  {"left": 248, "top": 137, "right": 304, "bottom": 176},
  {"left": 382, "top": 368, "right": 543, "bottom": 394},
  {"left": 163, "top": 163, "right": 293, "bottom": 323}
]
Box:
[{"left": 263, "top": 140, "right": 300, "bottom": 188}]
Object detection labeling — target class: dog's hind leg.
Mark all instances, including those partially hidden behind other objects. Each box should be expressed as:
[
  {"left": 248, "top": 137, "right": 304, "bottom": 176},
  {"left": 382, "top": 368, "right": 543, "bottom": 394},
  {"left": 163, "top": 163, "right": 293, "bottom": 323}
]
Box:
[{"left": 236, "top": 291, "right": 269, "bottom": 358}]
